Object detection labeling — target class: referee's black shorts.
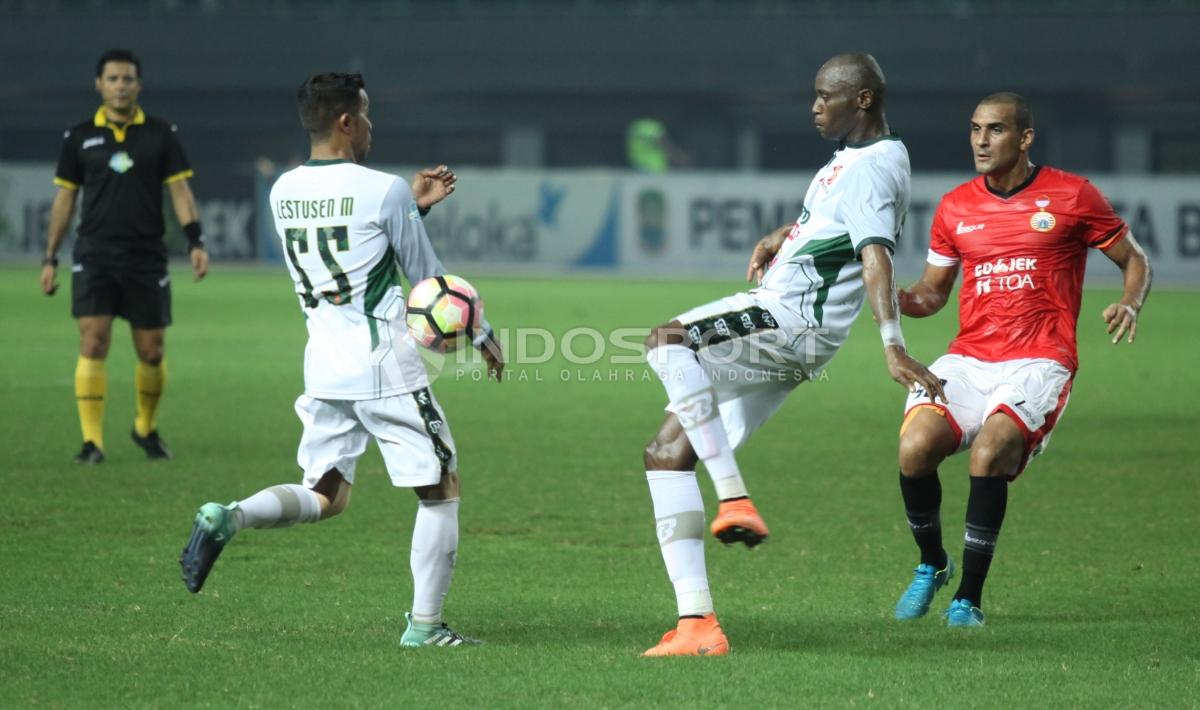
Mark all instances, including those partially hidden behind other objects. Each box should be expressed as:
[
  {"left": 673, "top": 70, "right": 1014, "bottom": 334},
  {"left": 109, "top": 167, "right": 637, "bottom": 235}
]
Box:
[{"left": 71, "top": 260, "right": 173, "bottom": 329}]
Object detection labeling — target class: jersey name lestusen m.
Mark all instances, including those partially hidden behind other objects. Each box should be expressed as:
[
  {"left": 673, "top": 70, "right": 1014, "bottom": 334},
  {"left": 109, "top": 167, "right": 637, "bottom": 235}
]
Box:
[{"left": 275, "top": 196, "right": 355, "bottom": 220}]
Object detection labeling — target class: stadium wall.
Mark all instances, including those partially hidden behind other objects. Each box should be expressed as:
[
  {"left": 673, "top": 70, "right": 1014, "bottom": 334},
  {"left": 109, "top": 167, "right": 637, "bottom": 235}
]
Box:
[{"left": 3, "top": 164, "right": 1198, "bottom": 283}]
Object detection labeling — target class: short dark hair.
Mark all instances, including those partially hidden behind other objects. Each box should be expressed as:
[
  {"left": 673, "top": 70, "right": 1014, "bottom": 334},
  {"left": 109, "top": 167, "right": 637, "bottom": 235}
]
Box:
[
  {"left": 96, "top": 49, "right": 141, "bottom": 78},
  {"left": 980, "top": 92, "right": 1033, "bottom": 131},
  {"left": 296, "top": 73, "right": 366, "bottom": 137}
]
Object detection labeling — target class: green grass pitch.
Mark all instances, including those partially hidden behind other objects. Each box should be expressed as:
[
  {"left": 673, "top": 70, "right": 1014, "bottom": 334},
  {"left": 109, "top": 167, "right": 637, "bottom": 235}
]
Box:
[{"left": 1, "top": 264, "right": 1197, "bottom": 707}]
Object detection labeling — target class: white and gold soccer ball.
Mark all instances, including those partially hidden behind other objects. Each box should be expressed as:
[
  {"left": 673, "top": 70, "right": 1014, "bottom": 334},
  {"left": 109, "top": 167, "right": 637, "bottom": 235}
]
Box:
[{"left": 405, "top": 275, "right": 484, "bottom": 353}]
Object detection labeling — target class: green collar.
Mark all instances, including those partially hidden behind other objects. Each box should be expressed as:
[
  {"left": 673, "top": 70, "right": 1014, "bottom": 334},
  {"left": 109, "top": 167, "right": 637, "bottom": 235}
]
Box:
[{"left": 304, "top": 158, "right": 351, "bottom": 166}]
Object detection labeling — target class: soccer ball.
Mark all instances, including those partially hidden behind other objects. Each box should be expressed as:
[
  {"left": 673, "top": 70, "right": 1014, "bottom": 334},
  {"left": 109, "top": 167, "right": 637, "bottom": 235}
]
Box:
[{"left": 405, "top": 275, "right": 484, "bottom": 352}]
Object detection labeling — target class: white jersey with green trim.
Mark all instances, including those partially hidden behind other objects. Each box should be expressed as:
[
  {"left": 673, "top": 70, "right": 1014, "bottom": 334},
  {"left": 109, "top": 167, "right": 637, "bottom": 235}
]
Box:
[
  {"left": 269, "top": 159, "right": 445, "bottom": 400},
  {"left": 754, "top": 135, "right": 910, "bottom": 348}
]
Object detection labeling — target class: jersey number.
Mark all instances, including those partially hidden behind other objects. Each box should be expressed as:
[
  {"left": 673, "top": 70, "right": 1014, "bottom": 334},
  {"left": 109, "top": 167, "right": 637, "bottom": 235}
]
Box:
[{"left": 285, "top": 226, "right": 351, "bottom": 307}]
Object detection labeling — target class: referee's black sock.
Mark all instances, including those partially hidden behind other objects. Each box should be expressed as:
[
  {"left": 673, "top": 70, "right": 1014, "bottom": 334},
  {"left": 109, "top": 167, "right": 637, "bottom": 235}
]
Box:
[
  {"left": 954, "top": 476, "right": 1008, "bottom": 607},
  {"left": 899, "top": 471, "right": 947, "bottom": 569}
]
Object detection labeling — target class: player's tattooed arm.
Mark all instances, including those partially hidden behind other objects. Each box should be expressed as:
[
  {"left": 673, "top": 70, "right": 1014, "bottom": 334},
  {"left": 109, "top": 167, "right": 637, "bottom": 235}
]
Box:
[
  {"left": 1100, "top": 232, "right": 1152, "bottom": 344},
  {"left": 746, "top": 225, "right": 793, "bottom": 283},
  {"left": 861, "top": 245, "right": 946, "bottom": 403},
  {"left": 898, "top": 263, "right": 959, "bottom": 318},
  {"left": 411, "top": 165, "right": 457, "bottom": 214}
]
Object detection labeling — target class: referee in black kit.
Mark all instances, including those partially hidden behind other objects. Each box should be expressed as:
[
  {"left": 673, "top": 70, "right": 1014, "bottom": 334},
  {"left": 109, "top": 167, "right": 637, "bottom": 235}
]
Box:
[{"left": 40, "top": 49, "right": 209, "bottom": 464}]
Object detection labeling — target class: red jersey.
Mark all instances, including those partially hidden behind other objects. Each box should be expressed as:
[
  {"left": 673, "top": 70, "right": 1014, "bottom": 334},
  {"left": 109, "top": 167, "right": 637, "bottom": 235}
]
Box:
[{"left": 928, "top": 165, "right": 1126, "bottom": 372}]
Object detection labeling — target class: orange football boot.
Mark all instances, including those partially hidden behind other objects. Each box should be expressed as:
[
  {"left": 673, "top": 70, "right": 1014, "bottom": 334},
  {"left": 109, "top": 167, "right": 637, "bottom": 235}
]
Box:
[
  {"left": 710, "top": 497, "right": 769, "bottom": 547},
  {"left": 642, "top": 613, "right": 730, "bottom": 657}
]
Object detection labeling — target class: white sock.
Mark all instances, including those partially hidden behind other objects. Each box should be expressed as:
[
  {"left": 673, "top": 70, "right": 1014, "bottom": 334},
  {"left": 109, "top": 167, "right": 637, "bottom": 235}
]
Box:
[
  {"left": 647, "top": 344, "right": 749, "bottom": 500},
  {"left": 647, "top": 470, "right": 713, "bottom": 617},
  {"left": 410, "top": 498, "right": 460, "bottom": 625},
  {"left": 233, "top": 484, "right": 322, "bottom": 530}
]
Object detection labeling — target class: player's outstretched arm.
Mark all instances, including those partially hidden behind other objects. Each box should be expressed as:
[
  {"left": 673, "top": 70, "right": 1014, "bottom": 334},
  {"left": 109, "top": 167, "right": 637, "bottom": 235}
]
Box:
[
  {"left": 1100, "top": 232, "right": 1152, "bottom": 344},
  {"left": 41, "top": 186, "right": 78, "bottom": 296},
  {"left": 411, "top": 165, "right": 457, "bottom": 213},
  {"left": 861, "top": 244, "right": 946, "bottom": 402},
  {"left": 746, "top": 225, "right": 792, "bottom": 283},
  {"left": 898, "top": 262, "right": 958, "bottom": 318}
]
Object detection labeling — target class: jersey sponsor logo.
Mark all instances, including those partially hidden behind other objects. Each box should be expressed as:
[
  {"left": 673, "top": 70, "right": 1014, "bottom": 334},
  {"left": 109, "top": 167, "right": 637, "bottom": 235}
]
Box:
[
  {"left": 956, "top": 221, "right": 985, "bottom": 235},
  {"left": 818, "top": 164, "right": 843, "bottom": 191},
  {"left": 1030, "top": 210, "right": 1057, "bottom": 232},
  {"left": 973, "top": 257, "right": 1037, "bottom": 276},
  {"left": 108, "top": 151, "right": 134, "bottom": 174},
  {"left": 82, "top": 136, "right": 106, "bottom": 150},
  {"left": 974, "top": 257, "right": 1038, "bottom": 295}
]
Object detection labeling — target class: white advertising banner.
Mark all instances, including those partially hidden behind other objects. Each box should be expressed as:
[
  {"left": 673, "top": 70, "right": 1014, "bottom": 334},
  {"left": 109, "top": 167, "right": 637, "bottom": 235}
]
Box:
[
  {"left": 3, "top": 163, "right": 1198, "bottom": 283},
  {"left": 0, "top": 162, "right": 257, "bottom": 259},
  {"left": 618, "top": 172, "right": 1200, "bottom": 282}
]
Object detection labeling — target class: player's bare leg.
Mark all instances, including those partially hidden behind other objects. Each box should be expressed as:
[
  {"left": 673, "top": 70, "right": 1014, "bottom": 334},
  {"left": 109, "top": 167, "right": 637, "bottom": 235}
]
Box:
[
  {"left": 894, "top": 407, "right": 959, "bottom": 619},
  {"left": 946, "top": 413, "right": 1024, "bottom": 627},
  {"left": 131, "top": 327, "right": 171, "bottom": 459},
  {"left": 642, "top": 414, "right": 729, "bottom": 656},
  {"left": 644, "top": 321, "right": 766, "bottom": 547},
  {"left": 402, "top": 471, "right": 480, "bottom": 647},
  {"left": 179, "top": 470, "right": 341, "bottom": 593},
  {"left": 73, "top": 316, "right": 113, "bottom": 463}
]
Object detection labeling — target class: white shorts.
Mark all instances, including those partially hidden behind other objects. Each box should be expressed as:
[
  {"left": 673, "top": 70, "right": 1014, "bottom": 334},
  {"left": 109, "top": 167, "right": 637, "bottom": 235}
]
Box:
[
  {"left": 294, "top": 388, "right": 457, "bottom": 488},
  {"left": 903, "top": 354, "right": 1073, "bottom": 476},
  {"left": 672, "top": 292, "right": 839, "bottom": 449}
]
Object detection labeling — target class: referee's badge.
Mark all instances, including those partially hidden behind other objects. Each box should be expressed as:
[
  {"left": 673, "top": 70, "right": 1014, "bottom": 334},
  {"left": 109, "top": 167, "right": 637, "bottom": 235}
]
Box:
[
  {"left": 1030, "top": 195, "right": 1055, "bottom": 232},
  {"left": 108, "top": 151, "right": 134, "bottom": 174}
]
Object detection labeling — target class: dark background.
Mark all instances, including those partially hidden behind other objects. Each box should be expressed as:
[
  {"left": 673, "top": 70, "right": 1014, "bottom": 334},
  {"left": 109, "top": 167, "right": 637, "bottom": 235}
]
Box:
[{"left": 3, "top": 0, "right": 1199, "bottom": 202}]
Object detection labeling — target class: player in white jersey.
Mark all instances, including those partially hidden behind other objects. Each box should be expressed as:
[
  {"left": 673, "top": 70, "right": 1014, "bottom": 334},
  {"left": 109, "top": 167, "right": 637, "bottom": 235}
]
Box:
[
  {"left": 641, "top": 54, "right": 946, "bottom": 656},
  {"left": 179, "top": 73, "right": 503, "bottom": 648}
]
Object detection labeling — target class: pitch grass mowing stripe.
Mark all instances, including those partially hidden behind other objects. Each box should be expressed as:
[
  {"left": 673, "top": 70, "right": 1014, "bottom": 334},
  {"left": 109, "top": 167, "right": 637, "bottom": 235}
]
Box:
[{"left": 0, "top": 266, "right": 1196, "bottom": 707}]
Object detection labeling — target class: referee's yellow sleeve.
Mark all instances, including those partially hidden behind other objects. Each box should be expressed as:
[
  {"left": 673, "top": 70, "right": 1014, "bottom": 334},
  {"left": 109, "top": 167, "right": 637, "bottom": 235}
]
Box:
[{"left": 164, "top": 169, "right": 194, "bottom": 185}]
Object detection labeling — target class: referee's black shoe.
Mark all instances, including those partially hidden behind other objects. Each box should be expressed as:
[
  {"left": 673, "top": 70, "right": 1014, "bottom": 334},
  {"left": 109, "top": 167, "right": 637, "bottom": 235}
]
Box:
[
  {"left": 73, "top": 441, "right": 105, "bottom": 464},
  {"left": 132, "top": 429, "right": 173, "bottom": 460}
]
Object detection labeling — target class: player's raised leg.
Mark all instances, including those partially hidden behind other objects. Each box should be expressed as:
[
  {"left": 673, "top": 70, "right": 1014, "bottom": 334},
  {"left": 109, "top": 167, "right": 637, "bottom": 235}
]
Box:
[
  {"left": 401, "top": 470, "right": 480, "bottom": 647},
  {"left": 946, "top": 413, "right": 1021, "bottom": 627},
  {"left": 180, "top": 395, "right": 366, "bottom": 593},
  {"left": 894, "top": 406, "right": 958, "bottom": 619},
  {"left": 74, "top": 316, "right": 113, "bottom": 463},
  {"left": 642, "top": 414, "right": 729, "bottom": 656},
  {"left": 180, "top": 471, "right": 342, "bottom": 593},
  {"left": 645, "top": 321, "right": 767, "bottom": 547}
]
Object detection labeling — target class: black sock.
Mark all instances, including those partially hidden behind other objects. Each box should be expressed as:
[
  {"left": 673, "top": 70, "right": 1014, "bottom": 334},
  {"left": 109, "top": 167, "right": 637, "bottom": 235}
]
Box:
[
  {"left": 955, "top": 476, "right": 1008, "bottom": 607},
  {"left": 899, "top": 471, "right": 947, "bottom": 569}
]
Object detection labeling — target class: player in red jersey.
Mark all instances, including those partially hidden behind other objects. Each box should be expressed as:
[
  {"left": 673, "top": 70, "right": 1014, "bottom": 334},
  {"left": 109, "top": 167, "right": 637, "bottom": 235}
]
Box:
[{"left": 889, "top": 93, "right": 1152, "bottom": 627}]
